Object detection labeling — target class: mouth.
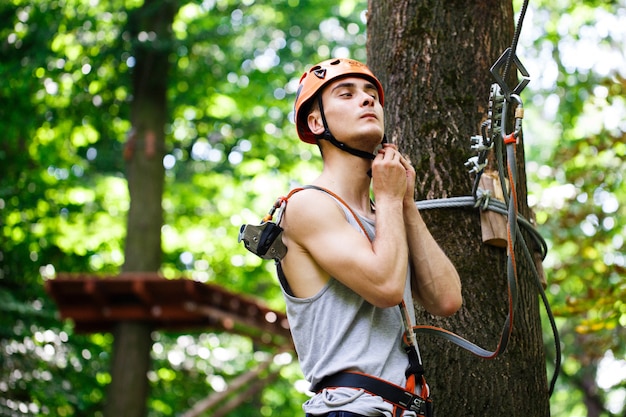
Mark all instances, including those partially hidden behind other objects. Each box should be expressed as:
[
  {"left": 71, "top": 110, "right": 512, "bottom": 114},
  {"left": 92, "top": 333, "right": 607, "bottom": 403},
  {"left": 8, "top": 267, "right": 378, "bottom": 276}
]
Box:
[{"left": 360, "top": 112, "right": 378, "bottom": 120}]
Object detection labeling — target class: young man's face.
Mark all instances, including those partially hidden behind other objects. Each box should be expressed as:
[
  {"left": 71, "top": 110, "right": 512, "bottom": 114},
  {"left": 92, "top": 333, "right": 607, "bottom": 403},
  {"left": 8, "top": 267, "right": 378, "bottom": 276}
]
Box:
[{"left": 309, "top": 76, "right": 385, "bottom": 150}]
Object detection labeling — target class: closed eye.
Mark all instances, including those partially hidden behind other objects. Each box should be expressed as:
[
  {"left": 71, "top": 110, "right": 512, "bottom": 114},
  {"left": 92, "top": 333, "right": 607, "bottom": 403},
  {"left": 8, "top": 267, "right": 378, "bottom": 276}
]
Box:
[
  {"left": 330, "top": 81, "right": 379, "bottom": 101},
  {"left": 365, "top": 88, "right": 378, "bottom": 100}
]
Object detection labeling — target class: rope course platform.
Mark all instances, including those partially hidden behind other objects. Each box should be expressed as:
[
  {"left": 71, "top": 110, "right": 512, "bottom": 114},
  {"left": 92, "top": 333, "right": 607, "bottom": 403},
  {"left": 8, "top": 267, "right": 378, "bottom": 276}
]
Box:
[{"left": 45, "top": 272, "right": 292, "bottom": 349}]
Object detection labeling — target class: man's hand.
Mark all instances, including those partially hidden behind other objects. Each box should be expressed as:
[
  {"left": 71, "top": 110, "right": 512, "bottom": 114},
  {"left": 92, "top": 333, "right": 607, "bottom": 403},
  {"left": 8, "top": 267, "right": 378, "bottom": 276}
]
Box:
[
  {"left": 372, "top": 144, "right": 407, "bottom": 204},
  {"left": 398, "top": 150, "right": 417, "bottom": 207},
  {"left": 375, "top": 143, "right": 416, "bottom": 207}
]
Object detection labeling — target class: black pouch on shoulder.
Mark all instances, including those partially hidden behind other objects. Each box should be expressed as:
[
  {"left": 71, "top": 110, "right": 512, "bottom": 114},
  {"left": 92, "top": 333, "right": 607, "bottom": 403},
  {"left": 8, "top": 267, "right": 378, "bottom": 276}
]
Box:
[{"left": 238, "top": 221, "right": 287, "bottom": 261}]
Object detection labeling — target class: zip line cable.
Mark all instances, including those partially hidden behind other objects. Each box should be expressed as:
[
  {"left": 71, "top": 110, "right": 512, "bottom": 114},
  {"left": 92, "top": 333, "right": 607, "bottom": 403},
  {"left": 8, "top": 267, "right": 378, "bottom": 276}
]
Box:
[
  {"left": 503, "top": 0, "right": 530, "bottom": 84},
  {"left": 415, "top": 183, "right": 561, "bottom": 395}
]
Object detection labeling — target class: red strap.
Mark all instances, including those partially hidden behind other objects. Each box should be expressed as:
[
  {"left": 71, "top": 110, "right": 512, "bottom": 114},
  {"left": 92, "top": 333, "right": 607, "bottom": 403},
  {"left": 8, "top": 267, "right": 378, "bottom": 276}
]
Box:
[
  {"left": 503, "top": 132, "right": 517, "bottom": 144},
  {"left": 279, "top": 185, "right": 373, "bottom": 242}
]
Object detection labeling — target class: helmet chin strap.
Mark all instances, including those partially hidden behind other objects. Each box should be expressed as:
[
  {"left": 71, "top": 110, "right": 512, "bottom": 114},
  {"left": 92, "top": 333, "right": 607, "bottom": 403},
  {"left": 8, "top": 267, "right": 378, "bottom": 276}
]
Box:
[{"left": 316, "top": 95, "right": 386, "bottom": 161}]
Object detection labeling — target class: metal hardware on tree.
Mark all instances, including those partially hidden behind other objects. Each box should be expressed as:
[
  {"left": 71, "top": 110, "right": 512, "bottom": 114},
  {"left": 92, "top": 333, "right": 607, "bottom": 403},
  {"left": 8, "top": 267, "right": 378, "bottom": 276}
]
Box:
[
  {"left": 415, "top": 0, "right": 561, "bottom": 397},
  {"left": 490, "top": 47, "right": 531, "bottom": 97}
]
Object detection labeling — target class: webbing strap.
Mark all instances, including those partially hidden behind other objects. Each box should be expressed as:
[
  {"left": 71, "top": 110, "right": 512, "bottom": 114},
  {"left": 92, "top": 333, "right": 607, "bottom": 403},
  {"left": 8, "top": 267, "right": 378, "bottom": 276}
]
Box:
[
  {"left": 276, "top": 185, "right": 371, "bottom": 237},
  {"left": 313, "top": 372, "right": 433, "bottom": 417}
]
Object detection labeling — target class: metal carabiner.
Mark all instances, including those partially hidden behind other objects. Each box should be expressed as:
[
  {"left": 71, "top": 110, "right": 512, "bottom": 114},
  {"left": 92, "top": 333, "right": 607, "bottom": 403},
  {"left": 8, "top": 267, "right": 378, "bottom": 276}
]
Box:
[{"left": 503, "top": 94, "right": 524, "bottom": 145}]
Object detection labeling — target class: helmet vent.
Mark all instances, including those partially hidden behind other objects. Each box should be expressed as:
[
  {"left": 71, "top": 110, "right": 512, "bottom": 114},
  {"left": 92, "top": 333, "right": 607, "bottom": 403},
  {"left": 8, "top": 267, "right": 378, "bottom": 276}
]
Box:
[{"left": 312, "top": 67, "right": 326, "bottom": 79}]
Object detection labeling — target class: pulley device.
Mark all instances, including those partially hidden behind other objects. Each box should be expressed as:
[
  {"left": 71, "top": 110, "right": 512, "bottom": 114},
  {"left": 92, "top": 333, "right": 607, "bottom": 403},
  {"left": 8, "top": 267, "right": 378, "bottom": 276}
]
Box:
[{"left": 238, "top": 201, "right": 288, "bottom": 261}]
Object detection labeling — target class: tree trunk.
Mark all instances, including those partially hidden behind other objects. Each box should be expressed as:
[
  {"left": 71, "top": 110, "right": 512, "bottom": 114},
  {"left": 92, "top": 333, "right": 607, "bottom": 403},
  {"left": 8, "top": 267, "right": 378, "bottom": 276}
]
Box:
[
  {"left": 104, "top": 1, "right": 177, "bottom": 416},
  {"left": 368, "top": 1, "right": 550, "bottom": 416}
]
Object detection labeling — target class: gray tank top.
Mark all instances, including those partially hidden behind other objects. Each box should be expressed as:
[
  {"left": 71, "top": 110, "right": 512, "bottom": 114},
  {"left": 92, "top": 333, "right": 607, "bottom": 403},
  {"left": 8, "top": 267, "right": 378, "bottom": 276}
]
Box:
[{"left": 279, "top": 191, "right": 418, "bottom": 416}]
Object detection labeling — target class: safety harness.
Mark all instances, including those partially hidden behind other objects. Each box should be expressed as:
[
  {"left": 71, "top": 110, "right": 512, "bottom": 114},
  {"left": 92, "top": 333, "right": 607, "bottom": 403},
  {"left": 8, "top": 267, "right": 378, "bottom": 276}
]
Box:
[{"left": 240, "top": 184, "right": 433, "bottom": 417}]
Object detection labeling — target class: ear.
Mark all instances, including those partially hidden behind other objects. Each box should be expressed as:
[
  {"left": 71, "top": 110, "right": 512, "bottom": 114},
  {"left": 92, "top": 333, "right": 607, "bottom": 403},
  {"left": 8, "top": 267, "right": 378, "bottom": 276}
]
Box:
[{"left": 307, "top": 109, "right": 325, "bottom": 136}]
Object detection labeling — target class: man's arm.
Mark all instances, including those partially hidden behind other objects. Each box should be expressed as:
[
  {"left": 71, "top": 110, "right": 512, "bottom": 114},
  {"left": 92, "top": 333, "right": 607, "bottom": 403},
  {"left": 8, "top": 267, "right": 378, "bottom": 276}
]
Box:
[
  {"left": 281, "top": 148, "right": 411, "bottom": 308},
  {"left": 281, "top": 191, "right": 408, "bottom": 308},
  {"left": 395, "top": 147, "right": 463, "bottom": 316},
  {"left": 404, "top": 205, "right": 463, "bottom": 316}
]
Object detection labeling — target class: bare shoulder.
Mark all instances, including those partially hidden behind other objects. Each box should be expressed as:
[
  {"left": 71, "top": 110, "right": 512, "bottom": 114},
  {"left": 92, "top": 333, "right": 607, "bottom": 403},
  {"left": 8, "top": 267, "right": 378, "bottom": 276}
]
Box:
[
  {"left": 279, "top": 188, "right": 349, "bottom": 298},
  {"left": 279, "top": 187, "right": 401, "bottom": 303},
  {"left": 281, "top": 188, "right": 345, "bottom": 239}
]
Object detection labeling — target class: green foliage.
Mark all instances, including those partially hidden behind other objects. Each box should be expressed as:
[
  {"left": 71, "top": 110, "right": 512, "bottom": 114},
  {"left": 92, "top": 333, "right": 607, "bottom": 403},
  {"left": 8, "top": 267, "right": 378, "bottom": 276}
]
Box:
[
  {"left": 1, "top": 0, "right": 365, "bottom": 415},
  {"left": 2, "top": 0, "right": 625, "bottom": 415},
  {"left": 517, "top": 0, "right": 626, "bottom": 414}
]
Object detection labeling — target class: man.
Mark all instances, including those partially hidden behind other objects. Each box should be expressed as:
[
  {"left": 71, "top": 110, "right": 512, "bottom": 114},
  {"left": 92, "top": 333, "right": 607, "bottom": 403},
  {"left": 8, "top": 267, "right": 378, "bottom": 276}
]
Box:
[{"left": 279, "top": 58, "right": 463, "bottom": 417}]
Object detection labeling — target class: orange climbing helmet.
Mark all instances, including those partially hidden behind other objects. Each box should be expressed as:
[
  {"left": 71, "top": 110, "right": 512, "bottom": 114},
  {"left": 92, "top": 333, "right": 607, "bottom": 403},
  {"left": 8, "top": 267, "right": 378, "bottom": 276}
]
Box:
[{"left": 294, "top": 58, "right": 385, "bottom": 144}]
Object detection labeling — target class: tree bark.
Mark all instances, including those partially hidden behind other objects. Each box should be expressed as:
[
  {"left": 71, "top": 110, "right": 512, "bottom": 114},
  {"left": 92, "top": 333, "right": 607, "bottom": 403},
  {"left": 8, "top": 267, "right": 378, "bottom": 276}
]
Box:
[
  {"left": 104, "top": 1, "right": 177, "bottom": 416},
  {"left": 368, "top": 1, "right": 550, "bottom": 416}
]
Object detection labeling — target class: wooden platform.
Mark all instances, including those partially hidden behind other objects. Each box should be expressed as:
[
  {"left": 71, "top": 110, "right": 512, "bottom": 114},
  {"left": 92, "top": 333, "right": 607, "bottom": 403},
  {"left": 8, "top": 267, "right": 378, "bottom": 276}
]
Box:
[{"left": 45, "top": 273, "right": 292, "bottom": 348}]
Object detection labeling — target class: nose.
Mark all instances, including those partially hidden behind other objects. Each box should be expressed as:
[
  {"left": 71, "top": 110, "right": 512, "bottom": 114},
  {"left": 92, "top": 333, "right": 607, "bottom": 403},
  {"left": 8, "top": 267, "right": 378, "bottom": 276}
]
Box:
[{"left": 361, "top": 92, "right": 374, "bottom": 107}]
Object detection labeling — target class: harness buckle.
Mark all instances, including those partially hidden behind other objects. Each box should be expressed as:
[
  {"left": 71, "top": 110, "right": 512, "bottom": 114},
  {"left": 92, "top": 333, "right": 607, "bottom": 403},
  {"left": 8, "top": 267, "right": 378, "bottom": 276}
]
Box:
[{"left": 399, "top": 391, "right": 426, "bottom": 413}]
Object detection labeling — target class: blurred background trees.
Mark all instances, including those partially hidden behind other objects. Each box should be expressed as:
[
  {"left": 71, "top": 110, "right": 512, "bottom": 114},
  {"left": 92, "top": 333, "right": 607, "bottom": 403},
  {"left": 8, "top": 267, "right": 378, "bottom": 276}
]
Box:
[
  {"left": 518, "top": 1, "right": 626, "bottom": 415},
  {"left": 0, "top": 0, "right": 624, "bottom": 416}
]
